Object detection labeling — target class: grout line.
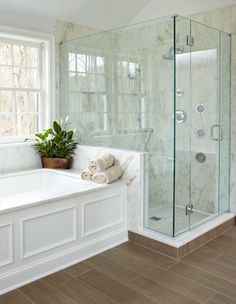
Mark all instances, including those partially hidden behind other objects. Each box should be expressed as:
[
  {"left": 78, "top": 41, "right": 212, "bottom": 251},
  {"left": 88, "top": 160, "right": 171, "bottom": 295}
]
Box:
[
  {"left": 17, "top": 289, "right": 37, "bottom": 304},
  {"left": 202, "top": 292, "right": 217, "bottom": 304},
  {"left": 63, "top": 266, "right": 92, "bottom": 278},
  {"left": 41, "top": 277, "right": 78, "bottom": 304},
  {"left": 128, "top": 273, "right": 142, "bottom": 283},
  {"left": 169, "top": 260, "right": 236, "bottom": 290},
  {"left": 211, "top": 252, "right": 225, "bottom": 262},
  {"left": 166, "top": 261, "right": 179, "bottom": 270},
  {"left": 101, "top": 247, "right": 214, "bottom": 303},
  {"left": 167, "top": 263, "right": 224, "bottom": 295},
  {"left": 128, "top": 239, "right": 179, "bottom": 260},
  {"left": 212, "top": 238, "right": 236, "bottom": 251},
  {"left": 138, "top": 272, "right": 213, "bottom": 304},
  {"left": 83, "top": 251, "right": 197, "bottom": 303},
  {"left": 193, "top": 250, "right": 224, "bottom": 261},
  {"left": 113, "top": 246, "right": 176, "bottom": 270},
  {"left": 204, "top": 292, "right": 236, "bottom": 303},
  {"left": 117, "top": 241, "right": 178, "bottom": 264},
  {"left": 76, "top": 275, "right": 120, "bottom": 304}
]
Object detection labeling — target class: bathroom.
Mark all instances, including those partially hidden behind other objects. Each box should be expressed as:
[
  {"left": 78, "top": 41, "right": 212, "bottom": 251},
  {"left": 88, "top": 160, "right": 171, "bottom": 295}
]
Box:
[{"left": 0, "top": 0, "right": 236, "bottom": 303}]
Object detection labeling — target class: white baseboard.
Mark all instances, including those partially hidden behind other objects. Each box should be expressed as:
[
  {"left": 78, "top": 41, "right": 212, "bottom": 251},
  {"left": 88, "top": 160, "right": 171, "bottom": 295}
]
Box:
[{"left": 0, "top": 229, "right": 128, "bottom": 295}]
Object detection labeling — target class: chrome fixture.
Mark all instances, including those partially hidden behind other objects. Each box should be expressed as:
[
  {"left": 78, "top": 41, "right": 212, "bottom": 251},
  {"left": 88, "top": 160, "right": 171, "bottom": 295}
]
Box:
[
  {"left": 187, "top": 35, "right": 194, "bottom": 47},
  {"left": 185, "top": 203, "right": 194, "bottom": 215},
  {"left": 196, "top": 104, "right": 206, "bottom": 113},
  {"left": 149, "top": 216, "right": 162, "bottom": 221},
  {"left": 176, "top": 110, "right": 186, "bottom": 123},
  {"left": 211, "top": 125, "right": 223, "bottom": 141},
  {"left": 196, "top": 128, "right": 206, "bottom": 138},
  {"left": 128, "top": 67, "right": 141, "bottom": 80},
  {"left": 176, "top": 89, "right": 184, "bottom": 97},
  {"left": 163, "top": 46, "right": 184, "bottom": 60},
  {"left": 195, "top": 152, "right": 206, "bottom": 163}
]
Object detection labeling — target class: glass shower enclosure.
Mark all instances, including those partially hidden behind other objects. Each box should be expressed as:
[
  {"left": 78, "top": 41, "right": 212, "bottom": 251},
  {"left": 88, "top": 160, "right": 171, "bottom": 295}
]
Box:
[{"left": 60, "top": 15, "right": 231, "bottom": 237}]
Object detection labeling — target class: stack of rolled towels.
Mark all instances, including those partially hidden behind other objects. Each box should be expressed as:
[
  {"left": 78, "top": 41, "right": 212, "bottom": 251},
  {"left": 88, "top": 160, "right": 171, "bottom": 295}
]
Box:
[{"left": 81, "top": 153, "right": 123, "bottom": 184}]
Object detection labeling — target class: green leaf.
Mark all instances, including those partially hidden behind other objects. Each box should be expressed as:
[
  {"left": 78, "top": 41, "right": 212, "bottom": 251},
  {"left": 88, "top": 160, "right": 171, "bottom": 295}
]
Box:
[
  {"left": 31, "top": 120, "right": 79, "bottom": 159},
  {"left": 53, "top": 121, "right": 62, "bottom": 134}
]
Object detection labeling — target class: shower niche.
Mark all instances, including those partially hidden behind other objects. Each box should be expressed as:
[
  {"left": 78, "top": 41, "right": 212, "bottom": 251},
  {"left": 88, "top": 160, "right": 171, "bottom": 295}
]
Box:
[{"left": 60, "top": 15, "right": 231, "bottom": 238}]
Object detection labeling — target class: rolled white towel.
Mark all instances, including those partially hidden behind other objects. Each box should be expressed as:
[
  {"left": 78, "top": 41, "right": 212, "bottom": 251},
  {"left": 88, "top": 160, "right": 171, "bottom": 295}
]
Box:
[
  {"left": 92, "top": 165, "right": 123, "bottom": 184},
  {"left": 80, "top": 169, "right": 93, "bottom": 181},
  {"left": 88, "top": 153, "right": 114, "bottom": 173}
]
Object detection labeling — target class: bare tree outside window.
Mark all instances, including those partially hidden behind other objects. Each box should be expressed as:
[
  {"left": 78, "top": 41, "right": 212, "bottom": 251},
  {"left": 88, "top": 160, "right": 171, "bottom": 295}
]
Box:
[{"left": 0, "top": 40, "right": 41, "bottom": 137}]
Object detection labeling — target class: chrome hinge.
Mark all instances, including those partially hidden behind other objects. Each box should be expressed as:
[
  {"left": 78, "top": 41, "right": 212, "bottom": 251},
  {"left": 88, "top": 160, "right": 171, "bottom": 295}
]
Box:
[
  {"left": 186, "top": 203, "right": 194, "bottom": 215},
  {"left": 187, "top": 35, "right": 194, "bottom": 47}
]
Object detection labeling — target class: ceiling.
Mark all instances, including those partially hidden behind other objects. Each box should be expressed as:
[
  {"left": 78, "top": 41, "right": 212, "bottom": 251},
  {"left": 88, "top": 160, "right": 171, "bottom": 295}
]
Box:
[{"left": 0, "top": 0, "right": 236, "bottom": 29}]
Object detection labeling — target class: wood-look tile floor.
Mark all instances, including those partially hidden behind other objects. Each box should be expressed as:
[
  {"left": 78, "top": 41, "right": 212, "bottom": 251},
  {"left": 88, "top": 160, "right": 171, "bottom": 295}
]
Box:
[{"left": 1, "top": 227, "right": 236, "bottom": 304}]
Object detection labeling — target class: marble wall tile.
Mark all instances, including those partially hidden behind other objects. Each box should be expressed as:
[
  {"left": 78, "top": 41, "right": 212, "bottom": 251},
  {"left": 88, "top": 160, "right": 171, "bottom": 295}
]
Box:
[
  {"left": 192, "top": 6, "right": 236, "bottom": 212},
  {"left": 73, "top": 145, "right": 144, "bottom": 231},
  {"left": 0, "top": 143, "right": 41, "bottom": 174}
]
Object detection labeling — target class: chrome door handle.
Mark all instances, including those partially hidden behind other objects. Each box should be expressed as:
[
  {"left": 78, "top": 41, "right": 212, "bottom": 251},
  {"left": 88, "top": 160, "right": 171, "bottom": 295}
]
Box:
[
  {"left": 211, "top": 125, "right": 223, "bottom": 141},
  {"left": 220, "top": 126, "right": 223, "bottom": 141}
]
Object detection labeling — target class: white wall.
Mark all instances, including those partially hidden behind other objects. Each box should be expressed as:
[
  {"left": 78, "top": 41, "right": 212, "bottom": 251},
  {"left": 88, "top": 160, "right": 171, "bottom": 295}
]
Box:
[
  {"left": 0, "top": 0, "right": 236, "bottom": 30},
  {"left": 0, "top": 9, "right": 55, "bottom": 34}
]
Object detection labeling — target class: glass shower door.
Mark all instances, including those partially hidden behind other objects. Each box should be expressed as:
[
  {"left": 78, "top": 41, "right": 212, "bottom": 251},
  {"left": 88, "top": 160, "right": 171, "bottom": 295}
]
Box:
[
  {"left": 189, "top": 21, "right": 221, "bottom": 230},
  {"left": 174, "top": 17, "right": 224, "bottom": 236},
  {"left": 174, "top": 16, "right": 192, "bottom": 236}
]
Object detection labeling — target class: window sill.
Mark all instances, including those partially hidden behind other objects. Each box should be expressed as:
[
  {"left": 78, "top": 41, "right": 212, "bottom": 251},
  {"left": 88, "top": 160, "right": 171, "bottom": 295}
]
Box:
[{"left": 0, "top": 139, "right": 35, "bottom": 148}]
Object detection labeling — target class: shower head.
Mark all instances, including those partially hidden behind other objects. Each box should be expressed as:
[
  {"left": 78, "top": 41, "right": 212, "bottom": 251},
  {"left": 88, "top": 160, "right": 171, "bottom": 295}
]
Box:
[
  {"left": 163, "top": 46, "right": 184, "bottom": 60},
  {"left": 128, "top": 67, "right": 141, "bottom": 80}
]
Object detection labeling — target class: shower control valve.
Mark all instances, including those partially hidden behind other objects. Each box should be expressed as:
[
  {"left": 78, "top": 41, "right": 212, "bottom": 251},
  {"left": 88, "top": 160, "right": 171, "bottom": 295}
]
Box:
[{"left": 185, "top": 203, "right": 194, "bottom": 215}]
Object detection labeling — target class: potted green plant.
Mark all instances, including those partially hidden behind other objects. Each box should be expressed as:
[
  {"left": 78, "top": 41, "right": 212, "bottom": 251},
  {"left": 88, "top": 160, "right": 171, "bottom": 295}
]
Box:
[{"left": 32, "top": 120, "right": 78, "bottom": 169}]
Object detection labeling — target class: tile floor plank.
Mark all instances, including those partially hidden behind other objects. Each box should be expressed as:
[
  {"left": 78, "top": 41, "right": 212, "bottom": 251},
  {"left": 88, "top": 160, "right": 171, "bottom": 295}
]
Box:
[
  {"left": 214, "top": 234, "right": 236, "bottom": 249},
  {"left": 43, "top": 270, "right": 116, "bottom": 304},
  {"left": 214, "top": 254, "right": 236, "bottom": 269},
  {"left": 79, "top": 269, "right": 157, "bottom": 304},
  {"left": 224, "top": 227, "right": 236, "bottom": 239},
  {"left": 103, "top": 247, "right": 214, "bottom": 303},
  {"left": 83, "top": 254, "right": 140, "bottom": 283},
  {"left": 116, "top": 242, "right": 176, "bottom": 269},
  {"left": 193, "top": 240, "right": 236, "bottom": 260},
  {"left": 181, "top": 253, "right": 236, "bottom": 283},
  {"left": 0, "top": 290, "right": 34, "bottom": 304},
  {"left": 206, "top": 293, "right": 236, "bottom": 304},
  {"left": 126, "top": 275, "right": 200, "bottom": 304},
  {"left": 64, "top": 262, "right": 91, "bottom": 278},
  {"left": 19, "top": 280, "right": 75, "bottom": 304},
  {"left": 169, "top": 262, "right": 236, "bottom": 299}
]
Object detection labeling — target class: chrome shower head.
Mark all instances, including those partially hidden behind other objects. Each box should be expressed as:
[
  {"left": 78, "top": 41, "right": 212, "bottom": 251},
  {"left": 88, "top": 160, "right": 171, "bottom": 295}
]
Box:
[
  {"left": 163, "top": 46, "right": 184, "bottom": 60},
  {"left": 128, "top": 67, "right": 141, "bottom": 80}
]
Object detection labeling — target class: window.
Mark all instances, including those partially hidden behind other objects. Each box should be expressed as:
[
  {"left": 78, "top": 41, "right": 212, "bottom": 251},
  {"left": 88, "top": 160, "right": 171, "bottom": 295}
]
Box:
[
  {"left": 66, "top": 51, "right": 146, "bottom": 135},
  {"left": 117, "top": 60, "right": 145, "bottom": 131},
  {"left": 0, "top": 32, "right": 52, "bottom": 142},
  {"left": 68, "top": 52, "right": 108, "bottom": 131}
]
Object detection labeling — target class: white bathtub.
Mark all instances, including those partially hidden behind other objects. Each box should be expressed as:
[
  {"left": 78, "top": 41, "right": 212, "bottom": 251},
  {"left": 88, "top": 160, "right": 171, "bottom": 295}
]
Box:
[
  {"left": 0, "top": 169, "right": 127, "bottom": 295},
  {"left": 0, "top": 169, "right": 106, "bottom": 214}
]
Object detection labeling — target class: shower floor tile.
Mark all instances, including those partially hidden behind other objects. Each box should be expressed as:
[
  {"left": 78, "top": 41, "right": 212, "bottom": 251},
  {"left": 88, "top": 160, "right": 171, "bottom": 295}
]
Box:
[{"left": 148, "top": 204, "right": 211, "bottom": 235}]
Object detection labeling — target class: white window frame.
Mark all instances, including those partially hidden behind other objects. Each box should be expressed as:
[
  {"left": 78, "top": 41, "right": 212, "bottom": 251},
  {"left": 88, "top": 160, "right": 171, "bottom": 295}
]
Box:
[{"left": 0, "top": 26, "right": 55, "bottom": 144}]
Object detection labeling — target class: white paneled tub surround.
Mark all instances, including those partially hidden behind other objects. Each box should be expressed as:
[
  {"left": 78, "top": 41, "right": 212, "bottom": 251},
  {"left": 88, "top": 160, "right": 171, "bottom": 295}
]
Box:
[{"left": 0, "top": 169, "right": 127, "bottom": 295}]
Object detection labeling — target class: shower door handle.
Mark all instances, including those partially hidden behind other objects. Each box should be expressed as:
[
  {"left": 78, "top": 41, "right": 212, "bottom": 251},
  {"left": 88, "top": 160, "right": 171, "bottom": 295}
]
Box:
[{"left": 211, "top": 125, "right": 223, "bottom": 141}]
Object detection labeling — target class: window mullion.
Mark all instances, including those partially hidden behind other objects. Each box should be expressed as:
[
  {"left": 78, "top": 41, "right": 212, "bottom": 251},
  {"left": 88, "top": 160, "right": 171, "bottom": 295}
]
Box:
[
  {"left": 38, "top": 43, "right": 43, "bottom": 131},
  {"left": 10, "top": 42, "right": 17, "bottom": 136}
]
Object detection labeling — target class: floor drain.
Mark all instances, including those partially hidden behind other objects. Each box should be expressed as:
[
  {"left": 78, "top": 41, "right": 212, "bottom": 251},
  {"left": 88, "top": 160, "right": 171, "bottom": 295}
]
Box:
[{"left": 149, "top": 216, "right": 162, "bottom": 221}]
